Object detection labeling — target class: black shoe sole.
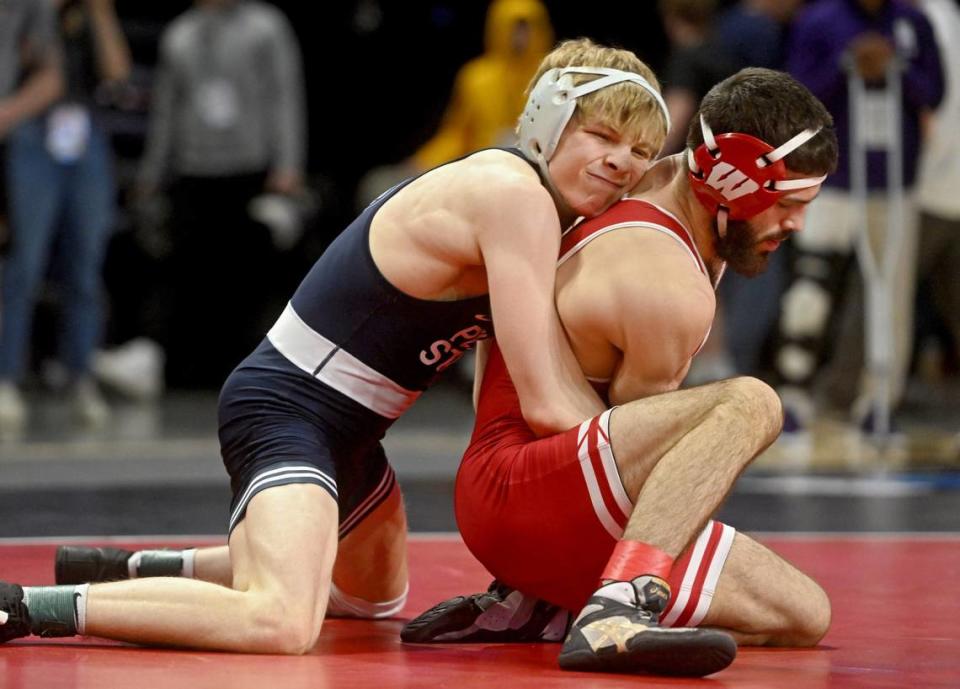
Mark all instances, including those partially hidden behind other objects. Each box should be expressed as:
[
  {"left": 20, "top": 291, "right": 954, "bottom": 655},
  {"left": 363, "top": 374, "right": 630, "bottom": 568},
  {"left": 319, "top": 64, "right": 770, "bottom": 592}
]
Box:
[
  {"left": 558, "top": 628, "right": 737, "bottom": 677},
  {"left": 401, "top": 596, "right": 485, "bottom": 643},
  {"left": 0, "top": 582, "right": 31, "bottom": 643},
  {"left": 55, "top": 546, "right": 132, "bottom": 585}
]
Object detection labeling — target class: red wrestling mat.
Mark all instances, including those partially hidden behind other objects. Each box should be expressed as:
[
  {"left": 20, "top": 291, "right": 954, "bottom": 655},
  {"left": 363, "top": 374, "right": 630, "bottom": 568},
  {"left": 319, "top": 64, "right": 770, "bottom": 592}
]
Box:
[{"left": 0, "top": 533, "right": 957, "bottom": 689}]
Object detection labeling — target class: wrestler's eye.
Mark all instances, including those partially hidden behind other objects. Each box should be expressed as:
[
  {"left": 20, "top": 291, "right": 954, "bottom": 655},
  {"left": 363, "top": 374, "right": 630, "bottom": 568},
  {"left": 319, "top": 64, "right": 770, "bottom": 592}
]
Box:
[
  {"left": 779, "top": 198, "right": 808, "bottom": 210},
  {"left": 586, "top": 127, "right": 614, "bottom": 141}
]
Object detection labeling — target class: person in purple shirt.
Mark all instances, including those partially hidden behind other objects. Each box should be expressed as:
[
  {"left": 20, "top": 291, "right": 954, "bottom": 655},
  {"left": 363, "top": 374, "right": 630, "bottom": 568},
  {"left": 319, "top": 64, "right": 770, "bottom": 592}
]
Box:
[{"left": 771, "top": 0, "right": 943, "bottom": 433}]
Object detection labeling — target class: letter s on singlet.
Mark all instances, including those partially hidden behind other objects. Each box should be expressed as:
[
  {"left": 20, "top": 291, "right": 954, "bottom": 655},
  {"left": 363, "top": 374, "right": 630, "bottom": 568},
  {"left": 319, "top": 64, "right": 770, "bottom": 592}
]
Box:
[{"left": 420, "top": 339, "right": 453, "bottom": 366}]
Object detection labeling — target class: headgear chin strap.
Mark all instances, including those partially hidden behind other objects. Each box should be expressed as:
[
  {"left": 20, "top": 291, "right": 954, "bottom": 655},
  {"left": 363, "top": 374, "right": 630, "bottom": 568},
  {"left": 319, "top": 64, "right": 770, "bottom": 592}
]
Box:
[
  {"left": 519, "top": 66, "right": 670, "bottom": 186},
  {"left": 687, "top": 115, "right": 827, "bottom": 229}
]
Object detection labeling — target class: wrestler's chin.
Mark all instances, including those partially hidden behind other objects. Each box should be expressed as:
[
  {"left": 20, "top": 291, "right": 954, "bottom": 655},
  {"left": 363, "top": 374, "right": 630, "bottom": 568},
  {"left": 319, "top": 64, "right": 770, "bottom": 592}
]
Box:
[
  {"left": 570, "top": 188, "right": 625, "bottom": 219},
  {"left": 729, "top": 254, "right": 771, "bottom": 278}
]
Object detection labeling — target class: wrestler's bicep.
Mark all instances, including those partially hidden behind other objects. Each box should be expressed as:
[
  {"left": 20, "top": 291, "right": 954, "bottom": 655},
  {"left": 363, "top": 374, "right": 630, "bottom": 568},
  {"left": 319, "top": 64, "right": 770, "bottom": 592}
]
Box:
[{"left": 608, "top": 282, "right": 714, "bottom": 405}]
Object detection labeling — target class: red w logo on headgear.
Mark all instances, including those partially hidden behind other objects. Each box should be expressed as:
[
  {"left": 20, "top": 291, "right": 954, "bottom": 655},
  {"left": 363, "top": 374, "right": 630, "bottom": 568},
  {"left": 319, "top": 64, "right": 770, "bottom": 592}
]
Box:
[
  {"left": 704, "top": 162, "right": 761, "bottom": 201},
  {"left": 688, "top": 116, "right": 826, "bottom": 220}
]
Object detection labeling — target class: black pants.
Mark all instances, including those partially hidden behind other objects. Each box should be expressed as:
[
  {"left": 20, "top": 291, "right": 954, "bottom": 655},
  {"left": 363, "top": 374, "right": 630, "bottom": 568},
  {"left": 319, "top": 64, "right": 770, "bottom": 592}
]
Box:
[{"left": 163, "top": 172, "right": 277, "bottom": 389}]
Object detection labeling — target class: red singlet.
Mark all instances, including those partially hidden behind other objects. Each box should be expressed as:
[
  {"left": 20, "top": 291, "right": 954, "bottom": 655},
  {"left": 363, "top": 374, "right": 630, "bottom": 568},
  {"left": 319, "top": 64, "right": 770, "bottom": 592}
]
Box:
[{"left": 455, "top": 199, "right": 736, "bottom": 622}]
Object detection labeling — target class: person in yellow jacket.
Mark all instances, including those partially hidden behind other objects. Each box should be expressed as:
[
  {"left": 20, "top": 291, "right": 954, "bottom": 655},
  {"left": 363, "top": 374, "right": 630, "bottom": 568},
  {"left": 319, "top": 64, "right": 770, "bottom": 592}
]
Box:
[
  {"left": 356, "top": 0, "right": 553, "bottom": 207},
  {"left": 412, "top": 0, "right": 554, "bottom": 169}
]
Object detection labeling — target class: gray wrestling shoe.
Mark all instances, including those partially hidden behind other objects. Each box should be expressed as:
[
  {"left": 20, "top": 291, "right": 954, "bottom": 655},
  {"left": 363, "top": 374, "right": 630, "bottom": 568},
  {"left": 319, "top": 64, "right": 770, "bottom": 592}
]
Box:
[
  {"left": 0, "top": 582, "right": 32, "bottom": 643},
  {"left": 55, "top": 546, "right": 133, "bottom": 585},
  {"left": 401, "top": 580, "right": 571, "bottom": 643},
  {"left": 558, "top": 576, "right": 736, "bottom": 677}
]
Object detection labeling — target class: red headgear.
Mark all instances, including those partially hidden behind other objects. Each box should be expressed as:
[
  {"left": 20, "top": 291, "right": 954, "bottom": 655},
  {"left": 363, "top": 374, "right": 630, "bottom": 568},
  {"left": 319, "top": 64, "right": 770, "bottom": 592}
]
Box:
[{"left": 687, "top": 115, "right": 826, "bottom": 221}]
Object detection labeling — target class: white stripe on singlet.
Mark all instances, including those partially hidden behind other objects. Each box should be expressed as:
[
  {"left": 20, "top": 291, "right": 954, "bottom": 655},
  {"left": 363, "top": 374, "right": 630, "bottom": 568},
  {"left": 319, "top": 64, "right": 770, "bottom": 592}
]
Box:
[
  {"left": 575, "top": 410, "right": 632, "bottom": 539},
  {"left": 338, "top": 465, "right": 396, "bottom": 537},
  {"left": 596, "top": 414, "right": 633, "bottom": 519},
  {"left": 267, "top": 303, "right": 421, "bottom": 419},
  {"left": 229, "top": 464, "right": 337, "bottom": 532}
]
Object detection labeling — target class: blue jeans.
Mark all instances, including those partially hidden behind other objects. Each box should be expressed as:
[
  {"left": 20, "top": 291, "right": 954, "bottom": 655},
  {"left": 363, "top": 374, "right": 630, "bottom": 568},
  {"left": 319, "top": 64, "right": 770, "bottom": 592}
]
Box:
[{"left": 0, "top": 116, "right": 115, "bottom": 380}]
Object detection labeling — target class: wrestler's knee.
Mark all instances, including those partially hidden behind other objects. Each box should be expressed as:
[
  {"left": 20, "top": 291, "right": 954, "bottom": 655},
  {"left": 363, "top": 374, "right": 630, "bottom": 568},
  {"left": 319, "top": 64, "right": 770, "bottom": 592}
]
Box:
[
  {"left": 247, "top": 592, "right": 326, "bottom": 655},
  {"left": 790, "top": 580, "right": 831, "bottom": 647},
  {"left": 720, "top": 376, "right": 783, "bottom": 442},
  {"left": 772, "top": 579, "right": 832, "bottom": 648}
]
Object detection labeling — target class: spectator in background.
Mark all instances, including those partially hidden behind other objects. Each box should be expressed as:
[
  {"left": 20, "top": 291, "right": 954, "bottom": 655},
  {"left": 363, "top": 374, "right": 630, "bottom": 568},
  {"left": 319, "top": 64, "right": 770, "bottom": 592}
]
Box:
[
  {"left": 0, "top": 0, "right": 130, "bottom": 433},
  {"left": 773, "top": 0, "right": 943, "bottom": 431},
  {"left": 914, "top": 0, "right": 960, "bottom": 375},
  {"left": 0, "top": 0, "right": 63, "bottom": 258},
  {"left": 715, "top": 0, "right": 804, "bottom": 72},
  {"left": 136, "top": 0, "right": 306, "bottom": 388},
  {"left": 356, "top": 0, "right": 553, "bottom": 207},
  {"left": 657, "top": 0, "right": 737, "bottom": 156}
]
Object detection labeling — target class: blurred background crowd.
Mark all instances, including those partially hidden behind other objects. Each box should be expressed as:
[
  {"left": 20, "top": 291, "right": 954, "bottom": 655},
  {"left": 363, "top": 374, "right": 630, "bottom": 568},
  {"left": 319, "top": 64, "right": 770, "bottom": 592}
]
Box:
[{"left": 0, "top": 0, "right": 958, "bottom": 459}]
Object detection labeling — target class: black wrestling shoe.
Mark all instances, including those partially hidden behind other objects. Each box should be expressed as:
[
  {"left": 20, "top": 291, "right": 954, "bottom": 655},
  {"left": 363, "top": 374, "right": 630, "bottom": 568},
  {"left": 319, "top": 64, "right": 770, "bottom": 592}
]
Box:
[
  {"left": 0, "top": 582, "right": 32, "bottom": 643},
  {"left": 558, "top": 576, "right": 736, "bottom": 677},
  {"left": 55, "top": 546, "right": 133, "bottom": 585},
  {"left": 401, "top": 580, "right": 571, "bottom": 643}
]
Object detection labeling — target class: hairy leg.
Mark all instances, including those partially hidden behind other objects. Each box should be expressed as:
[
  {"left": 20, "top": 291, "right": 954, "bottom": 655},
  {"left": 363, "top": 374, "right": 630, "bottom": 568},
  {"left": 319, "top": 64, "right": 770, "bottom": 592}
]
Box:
[
  {"left": 609, "top": 377, "right": 782, "bottom": 555},
  {"left": 558, "top": 379, "right": 779, "bottom": 675},
  {"left": 84, "top": 484, "right": 338, "bottom": 653},
  {"left": 702, "top": 532, "right": 831, "bottom": 647}
]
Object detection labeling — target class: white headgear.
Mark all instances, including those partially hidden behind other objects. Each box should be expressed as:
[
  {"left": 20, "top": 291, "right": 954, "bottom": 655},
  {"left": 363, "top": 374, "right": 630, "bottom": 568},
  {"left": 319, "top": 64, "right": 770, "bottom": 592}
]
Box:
[{"left": 518, "top": 66, "right": 671, "bottom": 168}]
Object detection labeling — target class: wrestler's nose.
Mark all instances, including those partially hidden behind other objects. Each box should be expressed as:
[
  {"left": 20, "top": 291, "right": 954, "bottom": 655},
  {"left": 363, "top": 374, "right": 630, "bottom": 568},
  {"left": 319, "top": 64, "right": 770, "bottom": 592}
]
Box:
[
  {"left": 783, "top": 209, "right": 805, "bottom": 235},
  {"left": 604, "top": 144, "right": 632, "bottom": 171},
  {"left": 604, "top": 145, "right": 641, "bottom": 183}
]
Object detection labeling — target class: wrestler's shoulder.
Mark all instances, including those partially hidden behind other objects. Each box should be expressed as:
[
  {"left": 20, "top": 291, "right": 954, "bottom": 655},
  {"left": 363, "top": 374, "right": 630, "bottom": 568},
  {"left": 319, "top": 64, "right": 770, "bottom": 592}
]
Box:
[{"left": 446, "top": 150, "right": 544, "bottom": 192}]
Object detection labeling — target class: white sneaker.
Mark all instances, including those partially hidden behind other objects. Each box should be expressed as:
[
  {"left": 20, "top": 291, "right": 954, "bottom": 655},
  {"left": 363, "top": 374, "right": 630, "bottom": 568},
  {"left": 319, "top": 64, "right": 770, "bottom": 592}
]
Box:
[
  {"left": 71, "top": 378, "right": 110, "bottom": 427},
  {"left": 93, "top": 338, "right": 165, "bottom": 401},
  {"left": 0, "top": 382, "right": 27, "bottom": 432}
]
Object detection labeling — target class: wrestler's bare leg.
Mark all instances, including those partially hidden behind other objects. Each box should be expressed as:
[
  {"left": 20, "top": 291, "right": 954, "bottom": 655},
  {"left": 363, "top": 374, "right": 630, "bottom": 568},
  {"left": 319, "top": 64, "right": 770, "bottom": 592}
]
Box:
[
  {"left": 55, "top": 487, "right": 409, "bottom": 618},
  {"left": 193, "top": 546, "right": 232, "bottom": 586},
  {"left": 329, "top": 481, "right": 409, "bottom": 613},
  {"left": 702, "top": 532, "right": 830, "bottom": 647},
  {"left": 609, "top": 376, "right": 782, "bottom": 554},
  {"left": 558, "top": 377, "right": 781, "bottom": 675},
  {"left": 176, "top": 483, "right": 409, "bottom": 614},
  {"left": 83, "top": 484, "right": 338, "bottom": 653}
]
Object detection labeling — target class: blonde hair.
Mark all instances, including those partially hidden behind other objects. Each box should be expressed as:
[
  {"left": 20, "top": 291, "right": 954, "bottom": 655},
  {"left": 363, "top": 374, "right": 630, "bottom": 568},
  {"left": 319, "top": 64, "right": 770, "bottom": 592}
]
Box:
[{"left": 524, "top": 38, "right": 668, "bottom": 151}]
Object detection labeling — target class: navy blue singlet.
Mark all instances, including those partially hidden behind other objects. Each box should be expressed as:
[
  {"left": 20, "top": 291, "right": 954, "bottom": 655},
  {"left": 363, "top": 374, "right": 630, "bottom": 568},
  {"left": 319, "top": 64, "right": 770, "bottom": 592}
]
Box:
[{"left": 219, "top": 148, "right": 537, "bottom": 535}]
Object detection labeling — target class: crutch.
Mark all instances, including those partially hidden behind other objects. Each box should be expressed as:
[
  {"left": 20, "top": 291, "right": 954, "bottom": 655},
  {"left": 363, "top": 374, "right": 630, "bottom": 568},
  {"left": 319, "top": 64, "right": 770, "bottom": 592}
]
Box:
[{"left": 845, "top": 57, "right": 905, "bottom": 442}]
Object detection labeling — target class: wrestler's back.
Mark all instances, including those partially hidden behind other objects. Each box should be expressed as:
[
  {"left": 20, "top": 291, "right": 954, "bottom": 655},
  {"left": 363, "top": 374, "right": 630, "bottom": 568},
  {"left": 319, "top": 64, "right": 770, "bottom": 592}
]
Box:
[{"left": 473, "top": 198, "right": 716, "bottom": 440}]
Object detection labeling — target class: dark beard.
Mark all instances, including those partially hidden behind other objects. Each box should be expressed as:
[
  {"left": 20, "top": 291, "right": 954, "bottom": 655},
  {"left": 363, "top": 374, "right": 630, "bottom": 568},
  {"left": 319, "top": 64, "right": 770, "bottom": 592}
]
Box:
[{"left": 714, "top": 217, "right": 771, "bottom": 277}]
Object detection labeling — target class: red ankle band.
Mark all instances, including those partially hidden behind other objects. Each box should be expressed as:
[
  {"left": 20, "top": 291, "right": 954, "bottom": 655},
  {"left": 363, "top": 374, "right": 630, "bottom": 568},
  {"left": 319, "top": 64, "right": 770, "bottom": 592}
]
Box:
[{"left": 601, "top": 540, "right": 674, "bottom": 582}]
